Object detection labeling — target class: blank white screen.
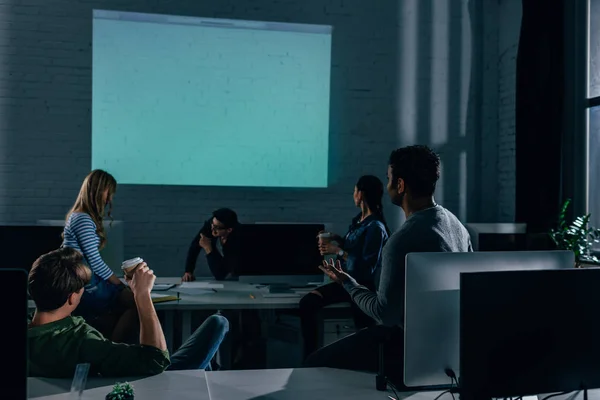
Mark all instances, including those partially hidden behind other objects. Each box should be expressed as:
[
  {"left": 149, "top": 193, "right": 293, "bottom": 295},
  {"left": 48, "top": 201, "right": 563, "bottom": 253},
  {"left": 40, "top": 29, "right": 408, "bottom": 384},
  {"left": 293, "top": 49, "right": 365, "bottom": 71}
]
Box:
[{"left": 92, "top": 10, "right": 332, "bottom": 187}]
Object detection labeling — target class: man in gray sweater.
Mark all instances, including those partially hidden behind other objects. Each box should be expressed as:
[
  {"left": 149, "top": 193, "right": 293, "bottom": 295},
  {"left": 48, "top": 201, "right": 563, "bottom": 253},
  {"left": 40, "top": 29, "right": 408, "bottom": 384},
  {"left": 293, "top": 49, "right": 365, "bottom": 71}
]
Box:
[{"left": 305, "top": 145, "right": 472, "bottom": 385}]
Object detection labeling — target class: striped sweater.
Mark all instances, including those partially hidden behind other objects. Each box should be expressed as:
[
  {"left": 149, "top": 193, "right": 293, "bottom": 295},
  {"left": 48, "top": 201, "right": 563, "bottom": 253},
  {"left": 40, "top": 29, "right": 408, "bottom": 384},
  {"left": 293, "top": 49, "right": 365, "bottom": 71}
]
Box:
[{"left": 63, "top": 212, "right": 114, "bottom": 280}]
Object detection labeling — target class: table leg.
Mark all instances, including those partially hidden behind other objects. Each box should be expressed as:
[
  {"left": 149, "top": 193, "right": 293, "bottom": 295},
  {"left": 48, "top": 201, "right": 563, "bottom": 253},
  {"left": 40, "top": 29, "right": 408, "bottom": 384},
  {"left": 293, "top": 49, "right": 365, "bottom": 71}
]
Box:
[
  {"left": 164, "top": 311, "right": 174, "bottom": 354},
  {"left": 181, "top": 310, "right": 192, "bottom": 344}
]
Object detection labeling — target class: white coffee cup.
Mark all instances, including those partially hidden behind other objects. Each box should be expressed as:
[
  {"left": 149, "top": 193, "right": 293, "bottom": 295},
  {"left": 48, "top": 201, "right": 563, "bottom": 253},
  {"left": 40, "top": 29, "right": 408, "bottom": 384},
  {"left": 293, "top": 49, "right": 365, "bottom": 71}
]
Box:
[{"left": 121, "top": 257, "right": 143, "bottom": 278}]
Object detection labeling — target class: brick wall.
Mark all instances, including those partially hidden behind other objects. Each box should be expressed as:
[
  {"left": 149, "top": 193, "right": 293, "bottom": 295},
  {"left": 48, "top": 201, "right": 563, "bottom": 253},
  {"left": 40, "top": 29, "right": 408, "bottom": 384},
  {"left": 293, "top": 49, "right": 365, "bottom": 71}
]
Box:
[
  {"left": 0, "top": 0, "right": 512, "bottom": 276},
  {"left": 497, "top": 0, "right": 521, "bottom": 222}
]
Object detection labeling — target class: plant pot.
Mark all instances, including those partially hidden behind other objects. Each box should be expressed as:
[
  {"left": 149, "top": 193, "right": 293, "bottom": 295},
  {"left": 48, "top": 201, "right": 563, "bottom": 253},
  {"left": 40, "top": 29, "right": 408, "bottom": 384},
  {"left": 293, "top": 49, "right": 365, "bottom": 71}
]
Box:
[{"left": 106, "top": 395, "right": 134, "bottom": 400}]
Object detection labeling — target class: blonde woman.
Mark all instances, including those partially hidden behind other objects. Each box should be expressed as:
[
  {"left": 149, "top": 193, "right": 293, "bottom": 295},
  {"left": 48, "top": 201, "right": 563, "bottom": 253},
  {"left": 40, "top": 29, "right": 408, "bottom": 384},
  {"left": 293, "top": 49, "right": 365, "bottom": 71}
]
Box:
[{"left": 62, "top": 169, "right": 137, "bottom": 342}]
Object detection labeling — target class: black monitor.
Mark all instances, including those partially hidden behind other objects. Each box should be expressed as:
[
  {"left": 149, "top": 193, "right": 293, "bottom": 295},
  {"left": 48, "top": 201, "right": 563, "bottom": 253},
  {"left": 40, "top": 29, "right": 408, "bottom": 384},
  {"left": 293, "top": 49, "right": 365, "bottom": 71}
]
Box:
[
  {"left": 0, "top": 269, "right": 28, "bottom": 398},
  {"left": 238, "top": 223, "right": 324, "bottom": 277},
  {"left": 0, "top": 225, "right": 64, "bottom": 271},
  {"left": 402, "top": 250, "right": 574, "bottom": 389},
  {"left": 459, "top": 268, "right": 600, "bottom": 400}
]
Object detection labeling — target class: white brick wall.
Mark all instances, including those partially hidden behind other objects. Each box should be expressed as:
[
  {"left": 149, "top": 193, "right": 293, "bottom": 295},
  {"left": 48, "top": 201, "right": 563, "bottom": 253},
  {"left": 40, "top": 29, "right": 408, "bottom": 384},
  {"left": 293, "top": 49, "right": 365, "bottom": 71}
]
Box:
[
  {"left": 497, "top": 0, "right": 521, "bottom": 222},
  {"left": 0, "top": 0, "right": 519, "bottom": 276}
]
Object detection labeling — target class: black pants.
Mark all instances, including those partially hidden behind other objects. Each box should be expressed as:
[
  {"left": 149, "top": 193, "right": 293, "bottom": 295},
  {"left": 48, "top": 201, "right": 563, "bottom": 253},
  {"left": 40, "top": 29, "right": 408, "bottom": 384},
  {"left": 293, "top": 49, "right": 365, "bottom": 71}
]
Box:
[
  {"left": 298, "top": 282, "right": 375, "bottom": 360},
  {"left": 303, "top": 324, "right": 404, "bottom": 388}
]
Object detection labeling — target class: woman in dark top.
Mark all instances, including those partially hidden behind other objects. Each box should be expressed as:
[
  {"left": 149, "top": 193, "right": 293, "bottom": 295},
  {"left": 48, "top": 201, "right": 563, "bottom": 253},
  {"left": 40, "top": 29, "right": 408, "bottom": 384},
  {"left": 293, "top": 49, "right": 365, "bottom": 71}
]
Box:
[
  {"left": 182, "top": 208, "right": 241, "bottom": 281},
  {"left": 299, "top": 175, "right": 391, "bottom": 360}
]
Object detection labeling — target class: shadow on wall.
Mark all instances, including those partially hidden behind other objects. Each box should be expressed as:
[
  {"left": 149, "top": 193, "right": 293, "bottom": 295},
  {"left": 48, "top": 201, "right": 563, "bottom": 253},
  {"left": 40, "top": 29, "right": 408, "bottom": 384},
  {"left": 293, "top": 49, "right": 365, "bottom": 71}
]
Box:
[{"left": 392, "top": 0, "right": 479, "bottom": 227}]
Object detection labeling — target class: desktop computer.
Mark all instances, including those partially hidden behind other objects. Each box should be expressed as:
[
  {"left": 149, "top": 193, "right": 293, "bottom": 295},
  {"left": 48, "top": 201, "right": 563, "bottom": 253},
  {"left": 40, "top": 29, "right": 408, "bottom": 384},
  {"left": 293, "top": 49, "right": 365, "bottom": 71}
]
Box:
[
  {"left": 237, "top": 223, "right": 325, "bottom": 288},
  {"left": 460, "top": 268, "right": 600, "bottom": 400},
  {"left": 399, "top": 250, "right": 574, "bottom": 390}
]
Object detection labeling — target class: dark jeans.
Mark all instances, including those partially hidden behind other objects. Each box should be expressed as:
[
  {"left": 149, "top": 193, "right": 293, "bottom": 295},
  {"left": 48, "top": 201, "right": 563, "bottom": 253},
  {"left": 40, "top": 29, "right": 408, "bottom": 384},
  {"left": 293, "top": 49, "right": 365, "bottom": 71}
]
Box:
[
  {"left": 167, "top": 314, "right": 229, "bottom": 371},
  {"left": 303, "top": 325, "right": 404, "bottom": 387},
  {"left": 299, "top": 282, "right": 376, "bottom": 360}
]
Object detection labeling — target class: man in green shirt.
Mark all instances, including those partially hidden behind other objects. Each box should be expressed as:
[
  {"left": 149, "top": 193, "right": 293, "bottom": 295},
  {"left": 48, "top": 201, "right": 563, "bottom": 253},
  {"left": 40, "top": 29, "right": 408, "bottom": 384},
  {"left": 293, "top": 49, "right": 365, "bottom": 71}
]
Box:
[{"left": 28, "top": 248, "right": 229, "bottom": 378}]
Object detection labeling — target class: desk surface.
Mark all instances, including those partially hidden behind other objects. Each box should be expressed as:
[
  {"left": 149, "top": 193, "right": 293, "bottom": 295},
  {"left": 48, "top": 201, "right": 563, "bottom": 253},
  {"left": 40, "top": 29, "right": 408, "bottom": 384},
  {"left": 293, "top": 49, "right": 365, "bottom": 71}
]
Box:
[
  {"left": 28, "top": 278, "right": 348, "bottom": 311},
  {"left": 206, "top": 367, "right": 402, "bottom": 400},
  {"left": 28, "top": 370, "right": 210, "bottom": 399},
  {"left": 28, "top": 368, "right": 408, "bottom": 400}
]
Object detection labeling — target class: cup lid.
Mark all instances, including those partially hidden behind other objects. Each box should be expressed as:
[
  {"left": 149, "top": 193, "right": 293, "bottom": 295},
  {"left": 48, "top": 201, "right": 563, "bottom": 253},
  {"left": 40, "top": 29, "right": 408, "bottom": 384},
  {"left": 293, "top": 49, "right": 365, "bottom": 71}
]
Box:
[{"left": 121, "top": 257, "right": 143, "bottom": 269}]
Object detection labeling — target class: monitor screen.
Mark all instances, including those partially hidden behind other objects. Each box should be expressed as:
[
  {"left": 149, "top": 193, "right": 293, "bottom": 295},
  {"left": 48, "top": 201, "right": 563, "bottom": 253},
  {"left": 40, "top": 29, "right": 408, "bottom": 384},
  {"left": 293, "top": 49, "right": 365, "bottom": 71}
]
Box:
[
  {"left": 0, "top": 226, "right": 64, "bottom": 271},
  {"left": 402, "top": 250, "right": 575, "bottom": 389},
  {"left": 238, "top": 224, "right": 324, "bottom": 276},
  {"left": 460, "top": 268, "right": 600, "bottom": 399},
  {"left": 0, "top": 269, "right": 28, "bottom": 398}
]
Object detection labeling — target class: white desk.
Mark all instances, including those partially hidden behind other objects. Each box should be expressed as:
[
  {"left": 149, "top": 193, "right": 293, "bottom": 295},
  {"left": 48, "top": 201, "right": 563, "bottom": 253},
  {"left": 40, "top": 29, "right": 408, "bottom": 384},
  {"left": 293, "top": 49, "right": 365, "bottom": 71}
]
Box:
[
  {"left": 28, "top": 368, "right": 411, "bottom": 400},
  {"left": 27, "top": 279, "right": 344, "bottom": 311},
  {"left": 205, "top": 367, "right": 397, "bottom": 400},
  {"left": 28, "top": 368, "right": 600, "bottom": 400},
  {"left": 28, "top": 370, "right": 210, "bottom": 399}
]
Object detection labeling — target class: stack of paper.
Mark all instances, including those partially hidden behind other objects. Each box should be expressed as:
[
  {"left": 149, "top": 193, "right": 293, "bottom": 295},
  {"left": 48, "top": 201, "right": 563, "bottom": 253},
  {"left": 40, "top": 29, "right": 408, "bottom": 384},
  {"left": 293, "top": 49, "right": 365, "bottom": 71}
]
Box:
[{"left": 179, "top": 282, "right": 224, "bottom": 289}]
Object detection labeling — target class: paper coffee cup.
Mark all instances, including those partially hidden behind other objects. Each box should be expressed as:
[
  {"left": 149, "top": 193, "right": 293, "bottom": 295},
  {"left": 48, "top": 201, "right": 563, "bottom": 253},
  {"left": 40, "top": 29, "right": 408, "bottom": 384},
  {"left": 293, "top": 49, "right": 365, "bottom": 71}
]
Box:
[
  {"left": 318, "top": 232, "right": 332, "bottom": 245},
  {"left": 121, "top": 257, "right": 143, "bottom": 278}
]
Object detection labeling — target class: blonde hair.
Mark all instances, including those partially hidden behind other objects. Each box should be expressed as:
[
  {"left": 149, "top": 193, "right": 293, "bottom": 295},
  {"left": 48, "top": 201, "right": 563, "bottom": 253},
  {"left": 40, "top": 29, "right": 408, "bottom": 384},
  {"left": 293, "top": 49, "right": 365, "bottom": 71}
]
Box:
[{"left": 65, "top": 169, "right": 117, "bottom": 249}]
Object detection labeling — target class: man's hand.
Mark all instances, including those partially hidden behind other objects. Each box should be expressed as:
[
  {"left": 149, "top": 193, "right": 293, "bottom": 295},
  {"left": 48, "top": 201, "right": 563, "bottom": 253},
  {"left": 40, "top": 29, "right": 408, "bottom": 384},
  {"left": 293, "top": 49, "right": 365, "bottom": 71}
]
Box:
[
  {"left": 319, "top": 259, "right": 351, "bottom": 284},
  {"left": 199, "top": 234, "right": 212, "bottom": 251},
  {"left": 128, "top": 263, "right": 155, "bottom": 297},
  {"left": 182, "top": 272, "right": 195, "bottom": 282}
]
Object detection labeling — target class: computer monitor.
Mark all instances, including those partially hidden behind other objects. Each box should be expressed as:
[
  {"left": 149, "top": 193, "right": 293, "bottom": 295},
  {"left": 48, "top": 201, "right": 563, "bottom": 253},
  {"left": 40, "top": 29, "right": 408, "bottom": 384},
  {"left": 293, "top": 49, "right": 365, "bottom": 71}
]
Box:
[
  {"left": 402, "top": 250, "right": 574, "bottom": 389},
  {"left": 0, "top": 225, "right": 64, "bottom": 271},
  {"left": 237, "top": 223, "right": 324, "bottom": 284},
  {"left": 0, "top": 269, "right": 28, "bottom": 398},
  {"left": 460, "top": 268, "right": 600, "bottom": 400}
]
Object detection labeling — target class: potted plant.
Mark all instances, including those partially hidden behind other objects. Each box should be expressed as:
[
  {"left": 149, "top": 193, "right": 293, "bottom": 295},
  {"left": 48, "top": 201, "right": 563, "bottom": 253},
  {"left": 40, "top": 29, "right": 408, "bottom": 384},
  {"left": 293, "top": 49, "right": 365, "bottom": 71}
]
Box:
[
  {"left": 549, "top": 199, "right": 600, "bottom": 267},
  {"left": 106, "top": 382, "right": 134, "bottom": 400}
]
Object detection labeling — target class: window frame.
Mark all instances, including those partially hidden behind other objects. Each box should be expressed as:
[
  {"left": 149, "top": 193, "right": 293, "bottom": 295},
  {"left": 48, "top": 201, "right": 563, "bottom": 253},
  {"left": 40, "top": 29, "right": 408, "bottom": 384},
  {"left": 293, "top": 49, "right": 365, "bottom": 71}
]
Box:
[
  {"left": 585, "top": 0, "right": 600, "bottom": 218},
  {"left": 563, "top": 0, "right": 592, "bottom": 218}
]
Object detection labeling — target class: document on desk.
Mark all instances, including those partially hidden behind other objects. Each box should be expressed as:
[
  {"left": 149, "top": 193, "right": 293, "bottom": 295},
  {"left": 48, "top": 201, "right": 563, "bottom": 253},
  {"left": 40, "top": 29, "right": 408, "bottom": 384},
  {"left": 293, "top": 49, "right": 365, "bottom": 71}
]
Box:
[
  {"left": 174, "top": 288, "right": 214, "bottom": 296},
  {"left": 152, "top": 283, "right": 175, "bottom": 291},
  {"left": 179, "top": 282, "right": 225, "bottom": 289},
  {"left": 173, "top": 283, "right": 219, "bottom": 296}
]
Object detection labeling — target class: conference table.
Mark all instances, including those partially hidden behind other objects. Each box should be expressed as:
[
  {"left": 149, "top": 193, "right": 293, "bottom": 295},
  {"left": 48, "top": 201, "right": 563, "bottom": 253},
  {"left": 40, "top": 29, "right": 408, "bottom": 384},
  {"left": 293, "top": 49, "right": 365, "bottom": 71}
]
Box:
[{"left": 27, "top": 277, "right": 349, "bottom": 354}]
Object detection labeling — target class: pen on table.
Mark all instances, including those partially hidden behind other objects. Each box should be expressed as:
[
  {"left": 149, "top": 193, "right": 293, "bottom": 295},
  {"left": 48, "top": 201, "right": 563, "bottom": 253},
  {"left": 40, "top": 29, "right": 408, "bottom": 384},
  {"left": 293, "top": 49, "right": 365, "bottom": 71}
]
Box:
[
  {"left": 212, "top": 288, "right": 218, "bottom": 293},
  {"left": 249, "top": 293, "right": 255, "bottom": 299}
]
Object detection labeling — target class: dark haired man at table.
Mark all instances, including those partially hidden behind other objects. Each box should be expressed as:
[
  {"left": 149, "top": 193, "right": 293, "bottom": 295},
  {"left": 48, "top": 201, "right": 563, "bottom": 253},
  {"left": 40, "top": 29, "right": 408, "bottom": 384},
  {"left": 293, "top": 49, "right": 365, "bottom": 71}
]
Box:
[
  {"left": 182, "top": 208, "right": 242, "bottom": 282},
  {"left": 306, "top": 146, "right": 473, "bottom": 385},
  {"left": 28, "top": 248, "right": 228, "bottom": 377},
  {"left": 180, "top": 208, "right": 260, "bottom": 368}
]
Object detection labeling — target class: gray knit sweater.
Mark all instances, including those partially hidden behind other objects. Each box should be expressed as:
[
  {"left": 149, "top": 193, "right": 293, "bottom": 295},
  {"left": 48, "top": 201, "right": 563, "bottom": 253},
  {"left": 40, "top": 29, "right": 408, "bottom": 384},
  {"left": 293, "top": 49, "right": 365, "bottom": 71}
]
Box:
[{"left": 343, "top": 205, "right": 473, "bottom": 327}]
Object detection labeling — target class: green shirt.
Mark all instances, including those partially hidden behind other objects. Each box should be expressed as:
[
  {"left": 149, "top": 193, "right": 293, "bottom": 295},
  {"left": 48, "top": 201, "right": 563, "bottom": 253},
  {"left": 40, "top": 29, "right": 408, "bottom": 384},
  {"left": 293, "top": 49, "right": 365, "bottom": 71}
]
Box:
[{"left": 28, "top": 316, "right": 170, "bottom": 378}]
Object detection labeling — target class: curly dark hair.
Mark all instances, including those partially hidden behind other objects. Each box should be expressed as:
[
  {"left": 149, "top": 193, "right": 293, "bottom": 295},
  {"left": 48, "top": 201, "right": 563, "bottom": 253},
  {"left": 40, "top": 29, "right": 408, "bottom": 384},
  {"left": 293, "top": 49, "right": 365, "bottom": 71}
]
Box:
[{"left": 388, "top": 145, "right": 441, "bottom": 197}]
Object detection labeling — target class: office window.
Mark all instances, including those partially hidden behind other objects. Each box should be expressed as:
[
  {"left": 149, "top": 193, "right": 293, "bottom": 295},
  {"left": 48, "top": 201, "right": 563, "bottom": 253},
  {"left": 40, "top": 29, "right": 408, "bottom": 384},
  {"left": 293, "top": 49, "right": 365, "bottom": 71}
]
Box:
[
  {"left": 587, "top": 0, "right": 600, "bottom": 247},
  {"left": 589, "top": 0, "right": 600, "bottom": 97},
  {"left": 589, "top": 107, "right": 600, "bottom": 230}
]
